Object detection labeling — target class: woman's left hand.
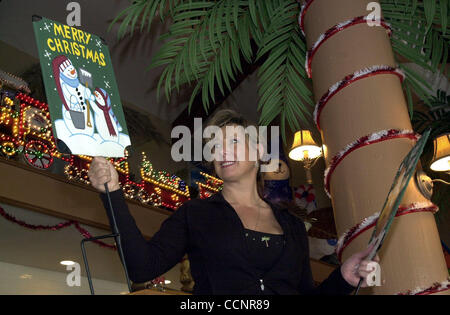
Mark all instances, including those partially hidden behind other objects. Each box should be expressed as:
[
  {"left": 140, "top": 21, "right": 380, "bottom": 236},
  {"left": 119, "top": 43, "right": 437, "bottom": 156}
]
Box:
[{"left": 340, "top": 244, "right": 381, "bottom": 287}]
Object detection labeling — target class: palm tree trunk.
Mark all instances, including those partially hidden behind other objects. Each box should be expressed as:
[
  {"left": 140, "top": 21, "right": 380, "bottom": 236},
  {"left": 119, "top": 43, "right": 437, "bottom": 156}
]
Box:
[{"left": 301, "top": 0, "right": 448, "bottom": 294}]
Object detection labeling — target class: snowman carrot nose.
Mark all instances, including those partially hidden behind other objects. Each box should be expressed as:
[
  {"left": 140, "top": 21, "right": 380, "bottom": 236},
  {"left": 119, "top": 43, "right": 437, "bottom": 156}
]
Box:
[{"left": 70, "top": 69, "right": 76, "bottom": 75}]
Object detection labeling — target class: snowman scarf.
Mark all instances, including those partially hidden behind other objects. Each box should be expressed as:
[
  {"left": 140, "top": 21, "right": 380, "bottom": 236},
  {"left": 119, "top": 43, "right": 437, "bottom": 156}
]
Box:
[
  {"left": 60, "top": 72, "right": 80, "bottom": 89},
  {"left": 94, "top": 88, "right": 117, "bottom": 137}
]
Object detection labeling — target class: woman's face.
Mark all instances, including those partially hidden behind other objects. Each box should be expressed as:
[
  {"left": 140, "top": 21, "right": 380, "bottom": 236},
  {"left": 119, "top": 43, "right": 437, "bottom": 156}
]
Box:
[{"left": 211, "top": 124, "right": 259, "bottom": 183}]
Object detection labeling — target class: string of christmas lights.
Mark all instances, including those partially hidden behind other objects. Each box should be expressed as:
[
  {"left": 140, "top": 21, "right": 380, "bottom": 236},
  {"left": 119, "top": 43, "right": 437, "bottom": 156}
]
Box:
[
  {"left": 1, "top": 92, "right": 192, "bottom": 210},
  {"left": 196, "top": 172, "right": 223, "bottom": 199}
]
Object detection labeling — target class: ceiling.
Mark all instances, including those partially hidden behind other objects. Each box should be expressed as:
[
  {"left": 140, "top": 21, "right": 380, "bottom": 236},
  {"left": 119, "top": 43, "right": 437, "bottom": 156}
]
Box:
[{"left": 0, "top": 201, "right": 183, "bottom": 291}]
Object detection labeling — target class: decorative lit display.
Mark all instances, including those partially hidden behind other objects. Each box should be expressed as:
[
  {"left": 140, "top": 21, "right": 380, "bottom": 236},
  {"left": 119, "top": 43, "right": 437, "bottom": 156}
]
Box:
[
  {"left": 0, "top": 92, "right": 62, "bottom": 169},
  {"left": 1, "top": 141, "right": 16, "bottom": 156},
  {"left": 0, "top": 92, "right": 194, "bottom": 210},
  {"left": 1, "top": 92, "right": 236, "bottom": 210},
  {"left": 64, "top": 152, "right": 191, "bottom": 210},
  {"left": 139, "top": 153, "right": 189, "bottom": 209},
  {"left": 196, "top": 172, "right": 223, "bottom": 199}
]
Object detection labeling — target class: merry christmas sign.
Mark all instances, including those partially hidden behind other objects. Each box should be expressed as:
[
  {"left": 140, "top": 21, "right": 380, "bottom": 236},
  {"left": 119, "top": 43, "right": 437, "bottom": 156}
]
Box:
[{"left": 32, "top": 16, "right": 131, "bottom": 157}]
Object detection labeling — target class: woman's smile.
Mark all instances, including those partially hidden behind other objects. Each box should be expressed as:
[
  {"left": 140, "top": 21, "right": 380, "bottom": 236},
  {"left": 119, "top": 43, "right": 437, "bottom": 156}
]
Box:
[{"left": 220, "top": 161, "right": 237, "bottom": 168}]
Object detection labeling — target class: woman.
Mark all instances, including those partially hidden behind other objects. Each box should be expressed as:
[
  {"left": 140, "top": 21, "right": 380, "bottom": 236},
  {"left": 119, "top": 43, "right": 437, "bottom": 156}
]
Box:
[{"left": 88, "top": 109, "right": 378, "bottom": 295}]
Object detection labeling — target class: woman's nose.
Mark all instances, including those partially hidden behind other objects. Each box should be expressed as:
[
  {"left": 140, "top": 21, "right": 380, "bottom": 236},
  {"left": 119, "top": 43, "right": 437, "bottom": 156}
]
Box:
[
  {"left": 220, "top": 149, "right": 236, "bottom": 161},
  {"left": 215, "top": 150, "right": 227, "bottom": 161}
]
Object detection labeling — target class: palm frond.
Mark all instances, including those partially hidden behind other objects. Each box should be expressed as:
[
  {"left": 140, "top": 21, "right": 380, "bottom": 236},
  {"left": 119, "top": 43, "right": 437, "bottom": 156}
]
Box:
[
  {"left": 109, "top": 0, "right": 185, "bottom": 38},
  {"left": 148, "top": 0, "right": 256, "bottom": 113},
  {"left": 382, "top": 0, "right": 450, "bottom": 111},
  {"left": 255, "top": 0, "right": 313, "bottom": 143},
  {"left": 111, "top": 0, "right": 448, "bottom": 143}
]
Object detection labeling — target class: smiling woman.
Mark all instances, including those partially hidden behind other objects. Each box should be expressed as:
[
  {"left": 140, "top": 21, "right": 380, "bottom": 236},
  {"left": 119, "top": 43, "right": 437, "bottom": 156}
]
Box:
[
  {"left": 202, "top": 109, "right": 268, "bottom": 199},
  {"left": 87, "top": 108, "right": 379, "bottom": 295}
]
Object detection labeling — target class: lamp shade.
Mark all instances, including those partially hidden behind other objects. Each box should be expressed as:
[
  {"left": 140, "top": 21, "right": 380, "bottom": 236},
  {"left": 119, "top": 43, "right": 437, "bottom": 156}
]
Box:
[
  {"left": 289, "top": 130, "right": 322, "bottom": 161},
  {"left": 430, "top": 133, "right": 450, "bottom": 172}
]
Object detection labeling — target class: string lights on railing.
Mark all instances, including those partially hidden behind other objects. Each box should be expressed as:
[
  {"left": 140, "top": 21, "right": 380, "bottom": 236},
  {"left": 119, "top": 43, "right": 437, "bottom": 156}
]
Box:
[{"left": 1, "top": 92, "right": 193, "bottom": 210}]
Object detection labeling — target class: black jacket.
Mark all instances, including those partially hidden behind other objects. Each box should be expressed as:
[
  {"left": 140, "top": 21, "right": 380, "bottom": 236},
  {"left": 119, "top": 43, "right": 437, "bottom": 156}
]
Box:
[{"left": 100, "top": 190, "right": 355, "bottom": 295}]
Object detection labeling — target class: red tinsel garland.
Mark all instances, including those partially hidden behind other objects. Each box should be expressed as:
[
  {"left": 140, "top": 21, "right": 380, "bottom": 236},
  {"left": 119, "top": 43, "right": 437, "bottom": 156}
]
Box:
[
  {"left": 335, "top": 202, "right": 439, "bottom": 262},
  {"left": 314, "top": 66, "right": 405, "bottom": 131},
  {"left": 298, "top": 0, "right": 314, "bottom": 35},
  {"left": 0, "top": 205, "right": 116, "bottom": 250},
  {"left": 336, "top": 201, "right": 448, "bottom": 296},
  {"left": 324, "top": 129, "right": 419, "bottom": 198},
  {"left": 305, "top": 16, "right": 392, "bottom": 78},
  {"left": 396, "top": 277, "right": 450, "bottom": 295},
  {"left": 298, "top": 0, "right": 448, "bottom": 296}
]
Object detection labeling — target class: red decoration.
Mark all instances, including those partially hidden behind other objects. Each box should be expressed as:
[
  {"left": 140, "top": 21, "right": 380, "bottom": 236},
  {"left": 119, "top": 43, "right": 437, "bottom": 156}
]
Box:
[
  {"left": 0, "top": 205, "right": 116, "bottom": 250},
  {"left": 313, "top": 66, "right": 405, "bottom": 131},
  {"left": 298, "top": 0, "right": 314, "bottom": 35},
  {"left": 305, "top": 16, "right": 392, "bottom": 78},
  {"left": 151, "top": 276, "right": 165, "bottom": 285},
  {"left": 196, "top": 172, "right": 223, "bottom": 199},
  {"left": 324, "top": 129, "right": 419, "bottom": 198},
  {"left": 396, "top": 277, "right": 450, "bottom": 295},
  {"left": 294, "top": 185, "right": 317, "bottom": 213},
  {"left": 23, "top": 140, "right": 54, "bottom": 169},
  {"left": 335, "top": 202, "right": 439, "bottom": 262},
  {"left": 297, "top": 0, "right": 447, "bottom": 296},
  {"left": 1, "top": 92, "right": 191, "bottom": 210}
]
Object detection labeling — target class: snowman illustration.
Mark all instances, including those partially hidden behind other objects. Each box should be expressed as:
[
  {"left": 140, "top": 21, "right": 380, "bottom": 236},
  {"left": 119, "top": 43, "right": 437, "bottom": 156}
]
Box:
[
  {"left": 91, "top": 87, "right": 131, "bottom": 156},
  {"left": 92, "top": 87, "right": 122, "bottom": 141},
  {"left": 51, "top": 55, "right": 98, "bottom": 155}
]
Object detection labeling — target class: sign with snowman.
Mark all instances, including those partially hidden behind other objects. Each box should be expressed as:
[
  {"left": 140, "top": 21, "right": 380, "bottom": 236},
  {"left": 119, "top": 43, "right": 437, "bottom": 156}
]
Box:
[{"left": 32, "top": 16, "right": 131, "bottom": 157}]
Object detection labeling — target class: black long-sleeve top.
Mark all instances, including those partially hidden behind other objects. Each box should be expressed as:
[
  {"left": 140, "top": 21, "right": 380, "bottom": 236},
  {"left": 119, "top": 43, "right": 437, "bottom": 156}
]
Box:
[{"left": 100, "top": 189, "right": 356, "bottom": 295}]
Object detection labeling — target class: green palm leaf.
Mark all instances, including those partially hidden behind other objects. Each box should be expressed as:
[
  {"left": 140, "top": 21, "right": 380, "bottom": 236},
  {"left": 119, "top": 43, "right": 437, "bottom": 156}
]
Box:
[
  {"left": 111, "top": 0, "right": 448, "bottom": 142},
  {"left": 148, "top": 0, "right": 255, "bottom": 113},
  {"left": 109, "top": 0, "right": 184, "bottom": 38},
  {"left": 382, "top": 0, "right": 450, "bottom": 113},
  {"left": 255, "top": 0, "right": 313, "bottom": 143}
]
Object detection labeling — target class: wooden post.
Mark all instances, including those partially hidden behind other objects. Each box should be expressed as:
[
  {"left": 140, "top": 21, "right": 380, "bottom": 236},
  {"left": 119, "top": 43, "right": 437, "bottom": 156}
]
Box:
[{"left": 301, "top": 0, "right": 449, "bottom": 294}]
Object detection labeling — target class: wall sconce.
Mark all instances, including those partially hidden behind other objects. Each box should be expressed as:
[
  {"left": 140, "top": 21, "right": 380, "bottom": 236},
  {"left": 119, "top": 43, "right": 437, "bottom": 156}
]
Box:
[
  {"left": 416, "top": 133, "right": 450, "bottom": 199},
  {"left": 288, "top": 130, "right": 322, "bottom": 184},
  {"left": 430, "top": 134, "right": 450, "bottom": 172}
]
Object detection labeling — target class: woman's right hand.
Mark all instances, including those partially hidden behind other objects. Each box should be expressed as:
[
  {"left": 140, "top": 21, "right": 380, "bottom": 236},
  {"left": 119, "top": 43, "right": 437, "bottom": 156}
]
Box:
[{"left": 88, "top": 157, "right": 121, "bottom": 193}]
